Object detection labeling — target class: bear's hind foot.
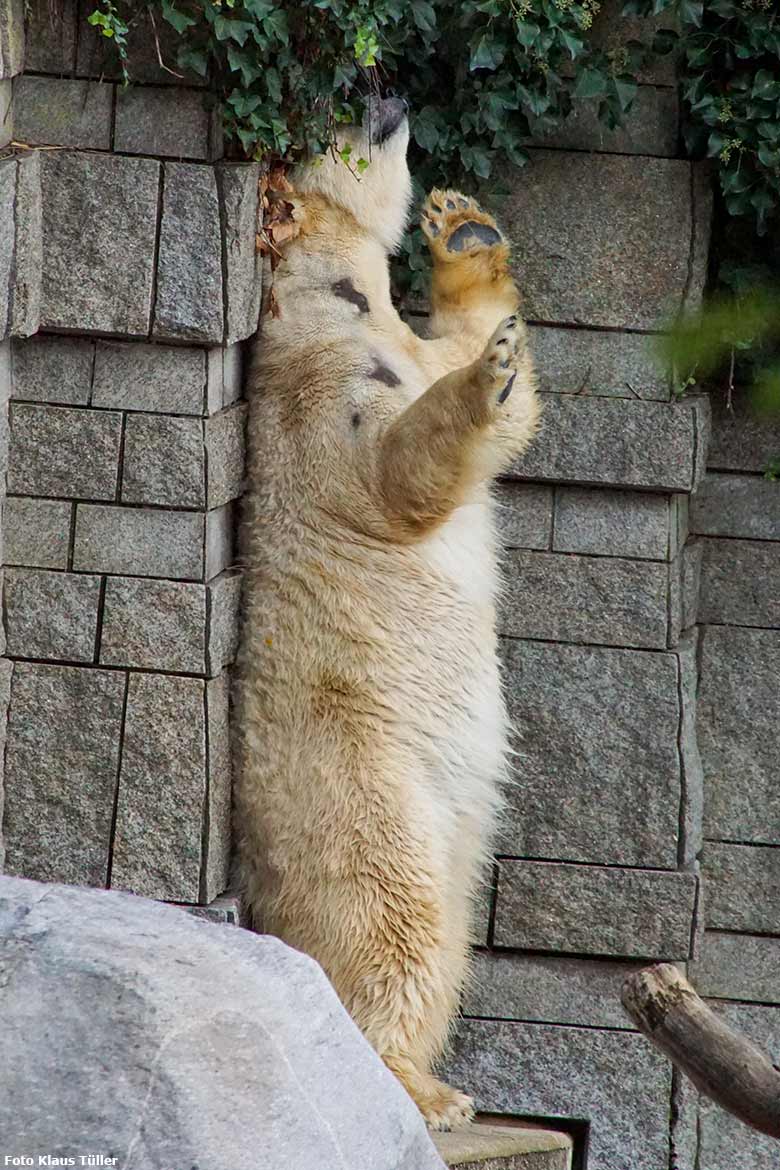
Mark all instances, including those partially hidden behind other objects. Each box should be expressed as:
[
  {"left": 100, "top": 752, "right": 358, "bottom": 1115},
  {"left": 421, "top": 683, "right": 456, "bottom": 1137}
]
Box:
[
  {"left": 385, "top": 1053, "right": 475, "bottom": 1131},
  {"left": 412, "top": 1072, "right": 475, "bottom": 1132}
]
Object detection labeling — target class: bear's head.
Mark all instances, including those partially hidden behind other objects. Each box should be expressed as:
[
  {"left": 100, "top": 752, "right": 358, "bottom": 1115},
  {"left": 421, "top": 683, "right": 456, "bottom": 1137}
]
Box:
[{"left": 293, "top": 96, "right": 412, "bottom": 254}]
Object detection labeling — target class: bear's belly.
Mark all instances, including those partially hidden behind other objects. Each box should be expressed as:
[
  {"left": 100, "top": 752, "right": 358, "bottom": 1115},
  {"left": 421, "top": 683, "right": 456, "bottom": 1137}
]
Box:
[{"left": 404, "top": 499, "right": 507, "bottom": 837}]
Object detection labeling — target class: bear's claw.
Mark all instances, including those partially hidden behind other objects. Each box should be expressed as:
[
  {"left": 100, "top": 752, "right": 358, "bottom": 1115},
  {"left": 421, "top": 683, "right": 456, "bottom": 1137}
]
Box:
[{"left": 483, "top": 315, "right": 521, "bottom": 404}]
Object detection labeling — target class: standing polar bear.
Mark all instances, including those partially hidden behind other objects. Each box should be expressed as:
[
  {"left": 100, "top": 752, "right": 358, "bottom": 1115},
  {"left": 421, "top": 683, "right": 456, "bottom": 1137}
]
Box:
[{"left": 235, "top": 97, "right": 539, "bottom": 1130}]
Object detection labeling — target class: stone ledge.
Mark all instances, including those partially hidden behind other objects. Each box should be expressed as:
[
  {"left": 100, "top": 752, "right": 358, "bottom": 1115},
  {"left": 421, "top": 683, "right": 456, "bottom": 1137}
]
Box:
[
  {"left": 180, "top": 890, "right": 246, "bottom": 926},
  {"left": 494, "top": 860, "right": 697, "bottom": 960},
  {"left": 434, "top": 1122, "right": 572, "bottom": 1169},
  {"left": 509, "top": 394, "right": 709, "bottom": 493}
]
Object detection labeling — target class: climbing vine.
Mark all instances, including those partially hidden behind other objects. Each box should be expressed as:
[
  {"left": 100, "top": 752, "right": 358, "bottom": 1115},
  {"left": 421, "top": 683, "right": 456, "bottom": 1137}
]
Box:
[
  {"left": 86, "top": 0, "right": 779, "bottom": 393},
  {"left": 83, "top": 0, "right": 665, "bottom": 186}
]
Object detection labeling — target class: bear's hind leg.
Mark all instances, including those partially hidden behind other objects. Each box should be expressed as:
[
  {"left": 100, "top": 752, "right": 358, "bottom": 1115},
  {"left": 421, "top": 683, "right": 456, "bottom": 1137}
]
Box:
[
  {"left": 331, "top": 864, "right": 475, "bottom": 1130},
  {"left": 421, "top": 189, "right": 520, "bottom": 350}
]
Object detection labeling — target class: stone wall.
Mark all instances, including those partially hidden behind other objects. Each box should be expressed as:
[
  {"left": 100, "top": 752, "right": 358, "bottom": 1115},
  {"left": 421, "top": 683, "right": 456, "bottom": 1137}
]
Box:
[
  {"left": 3, "top": 4, "right": 779, "bottom": 1170},
  {"left": 0, "top": 1, "right": 260, "bottom": 909},
  {"left": 433, "top": 12, "right": 777, "bottom": 1169},
  {"left": 688, "top": 400, "right": 780, "bottom": 1170}
]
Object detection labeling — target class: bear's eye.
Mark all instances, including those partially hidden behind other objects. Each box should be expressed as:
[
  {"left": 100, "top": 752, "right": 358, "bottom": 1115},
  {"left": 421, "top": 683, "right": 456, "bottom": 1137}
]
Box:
[
  {"left": 351, "top": 411, "right": 361, "bottom": 428},
  {"left": 332, "top": 277, "right": 369, "bottom": 314}
]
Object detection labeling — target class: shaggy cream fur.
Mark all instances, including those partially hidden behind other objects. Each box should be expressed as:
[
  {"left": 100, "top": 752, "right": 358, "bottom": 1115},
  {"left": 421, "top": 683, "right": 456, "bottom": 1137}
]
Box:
[{"left": 235, "top": 99, "right": 540, "bottom": 1130}]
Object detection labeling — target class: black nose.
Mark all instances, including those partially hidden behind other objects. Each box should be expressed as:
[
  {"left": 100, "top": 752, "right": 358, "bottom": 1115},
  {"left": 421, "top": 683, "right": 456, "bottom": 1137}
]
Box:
[{"left": 372, "top": 97, "right": 409, "bottom": 144}]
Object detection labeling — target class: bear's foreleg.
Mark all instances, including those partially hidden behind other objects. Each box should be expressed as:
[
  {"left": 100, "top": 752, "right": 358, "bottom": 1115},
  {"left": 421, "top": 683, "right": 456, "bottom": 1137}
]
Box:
[
  {"left": 420, "top": 190, "right": 520, "bottom": 353},
  {"left": 379, "top": 316, "right": 535, "bottom": 535}
]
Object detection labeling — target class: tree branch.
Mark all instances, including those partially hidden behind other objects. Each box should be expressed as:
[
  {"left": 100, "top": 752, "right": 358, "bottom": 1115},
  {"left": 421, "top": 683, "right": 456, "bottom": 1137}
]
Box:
[{"left": 622, "top": 964, "right": 780, "bottom": 1140}]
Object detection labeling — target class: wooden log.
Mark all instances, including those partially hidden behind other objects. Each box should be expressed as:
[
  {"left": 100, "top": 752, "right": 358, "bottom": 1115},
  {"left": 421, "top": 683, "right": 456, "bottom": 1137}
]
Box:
[{"left": 622, "top": 963, "right": 780, "bottom": 1140}]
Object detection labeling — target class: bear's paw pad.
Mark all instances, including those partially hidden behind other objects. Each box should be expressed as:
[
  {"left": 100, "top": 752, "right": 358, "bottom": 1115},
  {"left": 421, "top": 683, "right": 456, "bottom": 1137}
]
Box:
[
  {"left": 447, "top": 221, "right": 503, "bottom": 252},
  {"left": 421, "top": 189, "right": 504, "bottom": 256}
]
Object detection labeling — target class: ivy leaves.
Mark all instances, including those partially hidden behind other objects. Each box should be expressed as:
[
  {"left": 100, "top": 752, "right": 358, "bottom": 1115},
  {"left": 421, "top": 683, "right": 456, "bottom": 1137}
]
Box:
[
  {"left": 87, "top": 0, "right": 779, "bottom": 305},
  {"left": 90, "top": 0, "right": 657, "bottom": 187},
  {"left": 630, "top": 0, "right": 780, "bottom": 236},
  {"left": 82, "top": 0, "right": 667, "bottom": 297}
]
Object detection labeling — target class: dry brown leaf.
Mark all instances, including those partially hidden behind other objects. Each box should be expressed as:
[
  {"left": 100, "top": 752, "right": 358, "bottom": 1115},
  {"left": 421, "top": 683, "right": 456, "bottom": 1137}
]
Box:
[
  {"left": 270, "top": 219, "right": 298, "bottom": 246},
  {"left": 268, "top": 163, "right": 293, "bottom": 193}
]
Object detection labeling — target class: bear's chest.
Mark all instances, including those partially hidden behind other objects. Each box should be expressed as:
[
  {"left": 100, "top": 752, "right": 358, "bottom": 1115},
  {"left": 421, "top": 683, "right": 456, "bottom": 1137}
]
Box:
[{"left": 422, "top": 498, "right": 498, "bottom": 611}]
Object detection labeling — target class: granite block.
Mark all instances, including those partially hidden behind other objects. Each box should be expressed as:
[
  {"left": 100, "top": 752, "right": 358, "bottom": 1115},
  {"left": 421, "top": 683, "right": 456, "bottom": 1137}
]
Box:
[
  {"left": 4, "top": 568, "right": 100, "bottom": 661},
  {"left": 3, "top": 662, "right": 126, "bottom": 886},
  {"left": 7, "top": 403, "right": 121, "bottom": 499},
  {"left": 494, "top": 860, "right": 696, "bottom": 959},
  {"left": 73, "top": 505, "right": 204, "bottom": 580}
]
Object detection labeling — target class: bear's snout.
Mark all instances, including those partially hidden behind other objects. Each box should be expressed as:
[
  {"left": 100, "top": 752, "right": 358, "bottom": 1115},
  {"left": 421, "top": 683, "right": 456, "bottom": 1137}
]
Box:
[{"left": 372, "top": 97, "right": 409, "bottom": 144}]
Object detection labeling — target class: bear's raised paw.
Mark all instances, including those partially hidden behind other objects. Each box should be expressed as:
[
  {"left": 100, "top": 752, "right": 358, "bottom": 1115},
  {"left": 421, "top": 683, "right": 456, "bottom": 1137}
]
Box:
[
  {"left": 482, "top": 314, "right": 521, "bottom": 403},
  {"left": 421, "top": 189, "right": 505, "bottom": 259}
]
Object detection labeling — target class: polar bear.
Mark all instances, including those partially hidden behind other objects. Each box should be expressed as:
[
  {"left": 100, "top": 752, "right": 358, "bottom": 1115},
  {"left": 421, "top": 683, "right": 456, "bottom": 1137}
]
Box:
[{"left": 235, "top": 97, "right": 539, "bottom": 1130}]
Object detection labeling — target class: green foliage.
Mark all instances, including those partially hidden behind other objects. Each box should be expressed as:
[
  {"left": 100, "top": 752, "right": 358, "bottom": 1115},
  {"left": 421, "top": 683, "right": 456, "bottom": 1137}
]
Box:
[
  {"left": 87, "top": 0, "right": 130, "bottom": 80},
  {"left": 84, "top": 1, "right": 652, "bottom": 183},
  {"left": 85, "top": 0, "right": 662, "bottom": 295},
  {"left": 627, "top": 0, "right": 780, "bottom": 237},
  {"left": 626, "top": 0, "right": 780, "bottom": 406},
  {"left": 85, "top": 1, "right": 780, "bottom": 308},
  {"left": 659, "top": 285, "right": 780, "bottom": 412}
]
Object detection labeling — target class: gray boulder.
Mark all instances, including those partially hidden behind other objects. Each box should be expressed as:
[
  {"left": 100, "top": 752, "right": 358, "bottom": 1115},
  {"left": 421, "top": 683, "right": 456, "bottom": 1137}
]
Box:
[{"left": 0, "top": 875, "right": 446, "bottom": 1170}]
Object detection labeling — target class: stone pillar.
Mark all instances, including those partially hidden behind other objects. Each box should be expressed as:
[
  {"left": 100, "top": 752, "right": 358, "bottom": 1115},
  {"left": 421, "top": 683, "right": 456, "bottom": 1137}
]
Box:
[
  {"left": 0, "top": 0, "right": 39, "bottom": 871},
  {"left": 1, "top": 1, "right": 260, "bottom": 907},
  {"left": 686, "top": 402, "right": 780, "bottom": 1170},
  {"left": 437, "top": 31, "right": 712, "bottom": 1170}
]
